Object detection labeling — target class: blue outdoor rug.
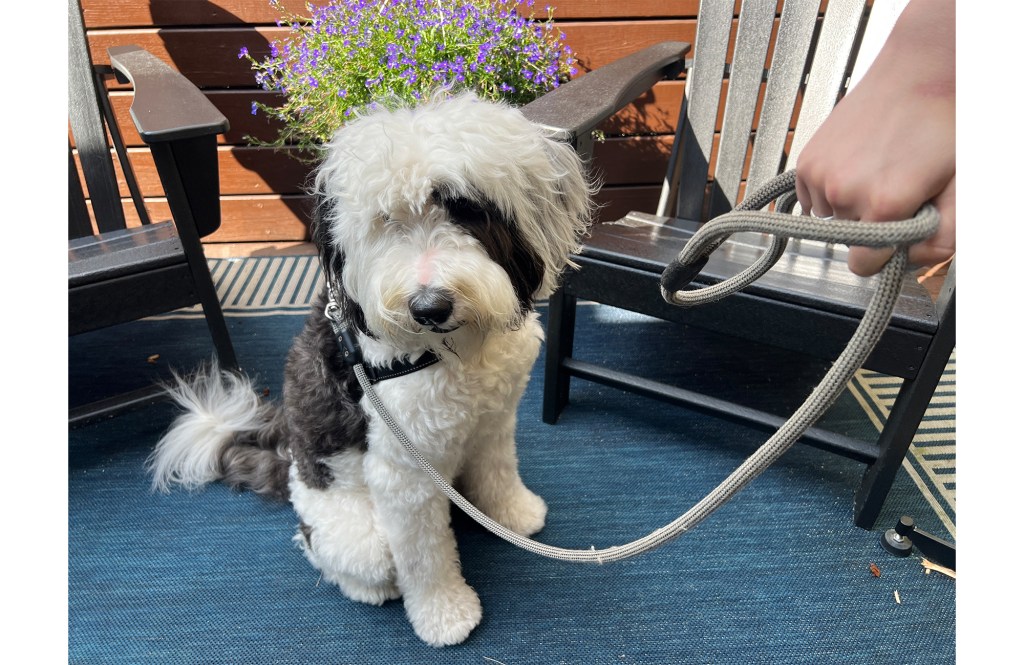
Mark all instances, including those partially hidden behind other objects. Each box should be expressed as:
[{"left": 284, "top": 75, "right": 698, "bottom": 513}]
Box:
[{"left": 69, "top": 256, "right": 955, "bottom": 664}]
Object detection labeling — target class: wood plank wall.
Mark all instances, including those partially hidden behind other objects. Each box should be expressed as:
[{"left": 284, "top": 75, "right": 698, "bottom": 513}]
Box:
[{"left": 75, "top": 0, "right": 709, "bottom": 243}]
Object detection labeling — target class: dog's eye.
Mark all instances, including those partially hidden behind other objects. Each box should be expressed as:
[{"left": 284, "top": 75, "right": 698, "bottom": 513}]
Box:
[{"left": 445, "top": 197, "right": 487, "bottom": 224}]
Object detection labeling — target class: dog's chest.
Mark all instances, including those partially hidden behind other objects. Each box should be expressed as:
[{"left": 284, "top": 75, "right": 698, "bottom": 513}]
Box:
[
  {"left": 376, "top": 338, "right": 534, "bottom": 416},
  {"left": 366, "top": 324, "right": 541, "bottom": 450}
]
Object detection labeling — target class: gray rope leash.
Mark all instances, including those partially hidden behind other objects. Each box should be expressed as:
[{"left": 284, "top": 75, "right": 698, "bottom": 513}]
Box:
[
  {"left": 344, "top": 169, "right": 940, "bottom": 564},
  {"left": 661, "top": 170, "right": 939, "bottom": 306}
]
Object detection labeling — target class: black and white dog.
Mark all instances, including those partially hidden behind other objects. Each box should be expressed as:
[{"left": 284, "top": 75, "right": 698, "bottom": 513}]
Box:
[{"left": 147, "top": 91, "right": 593, "bottom": 646}]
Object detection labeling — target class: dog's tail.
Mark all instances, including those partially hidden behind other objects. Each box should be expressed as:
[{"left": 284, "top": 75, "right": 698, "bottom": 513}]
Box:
[{"left": 146, "top": 362, "right": 292, "bottom": 501}]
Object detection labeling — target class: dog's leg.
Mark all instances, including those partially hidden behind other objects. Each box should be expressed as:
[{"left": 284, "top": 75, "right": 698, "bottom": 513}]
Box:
[
  {"left": 363, "top": 450, "right": 482, "bottom": 647},
  {"left": 288, "top": 451, "right": 400, "bottom": 606},
  {"left": 457, "top": 320, "right": 547, "bottom": 536},
  {"left": 461, "top": 409, "right": 548, "bottom": 537}
]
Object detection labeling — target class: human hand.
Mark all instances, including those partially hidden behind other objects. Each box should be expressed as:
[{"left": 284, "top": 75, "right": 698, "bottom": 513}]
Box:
[{"left": 794, "top": 0, "right": 955, "bottom": 276}]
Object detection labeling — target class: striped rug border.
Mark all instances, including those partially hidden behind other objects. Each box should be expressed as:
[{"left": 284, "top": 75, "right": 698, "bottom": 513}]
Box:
[
  {"left": 847, "top": 355, "right": 957, "bottom": 537},
  {"left": 152, "top": 256, "right": 957, "bottom": 533},
  {"left": 147, "top": 256, "right": 324, "bottom": 319}
]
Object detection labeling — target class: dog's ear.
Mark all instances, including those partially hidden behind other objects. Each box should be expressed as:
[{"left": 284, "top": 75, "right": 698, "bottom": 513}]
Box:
[
  {"left": 526, "top": 131, "right": 597, "bottom": 299},
  {"left": 310, "top": 192, "right": 343, "bottom": 293},
  {"left": 310, "top": 191, "right": 370, "bottom": 336},
  {"left": 543, "top": 134, "right": 597, "bottom": 234}
]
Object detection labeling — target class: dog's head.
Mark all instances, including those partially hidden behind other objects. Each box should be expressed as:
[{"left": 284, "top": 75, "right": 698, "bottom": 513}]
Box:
[{"left": 311, "top": 91, "right": 594, "bottom": 347}]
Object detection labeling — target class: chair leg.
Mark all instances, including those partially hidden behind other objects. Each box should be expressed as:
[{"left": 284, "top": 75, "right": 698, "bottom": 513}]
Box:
[
  {"left": 193, "top": 263, "right": 239, "bottom": 372},
  {"left": 69, "top": 384, "right": 169, "bottom": 428},
  {"left": 853, "top": 314, "right": 955, "bottom": 529},
  {"left": 148, "top": 139, "right": 240, "bottom": 372},
  {"left": 543, "top": 287, "right": 577, "bottom": 424},
  {"left": 203, "top": 302, "right": 239, "bottom": 372}
]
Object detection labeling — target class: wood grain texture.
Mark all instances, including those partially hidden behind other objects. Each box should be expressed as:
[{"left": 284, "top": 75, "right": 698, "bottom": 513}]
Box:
[
  {"left": 80, "top": 1, "right": 702, "bottom": 28},
  {"left": 86, "top": 21, "right": 696, "bottom": 87},
  {"left": 111, "top": 195, "right": 312, "bottom": 242},
  {"left": 74, "top": 0, "right": 767, "bottom": 243},
  {"left": 103, "top": 84, "right": 684, "bottom": 147}
]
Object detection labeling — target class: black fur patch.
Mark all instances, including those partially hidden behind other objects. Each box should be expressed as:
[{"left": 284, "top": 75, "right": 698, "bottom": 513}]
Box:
[
  {"left": 310, "top": 191, "right": 370, "bottom": 336},
  {"left": 283, "top": 289, "right": 370, "bottom": 490},
  {"left": 218, "top": 429, "right": 291, "bottom": 501},
  {"left": 434, "top": 189, "right": 544, "bottom": 314}
]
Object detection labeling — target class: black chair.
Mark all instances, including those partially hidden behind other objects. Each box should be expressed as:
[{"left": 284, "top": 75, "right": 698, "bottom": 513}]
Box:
[
  {"left": 68, "top": 0, "right": 238, "bottom": 425},
  {"left": 521, "top": 0, "right": 955, "bottom": 529}
]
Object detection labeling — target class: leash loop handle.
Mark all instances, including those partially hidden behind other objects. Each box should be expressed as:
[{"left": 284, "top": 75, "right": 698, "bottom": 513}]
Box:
[{"left": 660, "top": 169, "right": 940, "bottom": 306}]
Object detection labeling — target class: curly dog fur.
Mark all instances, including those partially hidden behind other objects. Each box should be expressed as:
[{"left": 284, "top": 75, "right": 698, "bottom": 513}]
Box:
[{"left": 146, "top": 91, "right": 593, "bottom": 646}]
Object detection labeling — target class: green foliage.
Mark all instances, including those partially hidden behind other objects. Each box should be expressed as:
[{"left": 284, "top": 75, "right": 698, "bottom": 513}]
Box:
[{"left": 241, "top": 0, "right": 578, "bottom": 155}]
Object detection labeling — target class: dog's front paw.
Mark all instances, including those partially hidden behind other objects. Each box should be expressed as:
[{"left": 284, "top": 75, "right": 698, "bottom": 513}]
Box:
[
  {"left": 405, "top": 581, "right": 483, "bottom": 647},
  {"left": 489, "top": 486, "right": 547, "bottom": 537}
]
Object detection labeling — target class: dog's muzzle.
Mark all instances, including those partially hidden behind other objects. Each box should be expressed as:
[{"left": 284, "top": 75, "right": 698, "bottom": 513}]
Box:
[{"left": 409, "top": 288, "right": 457, "bottom": 332}]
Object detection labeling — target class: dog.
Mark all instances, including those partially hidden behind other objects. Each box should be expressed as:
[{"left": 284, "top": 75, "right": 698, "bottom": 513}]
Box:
[{"left": 146, "top": 91, "right": 594, "bottom": 647}]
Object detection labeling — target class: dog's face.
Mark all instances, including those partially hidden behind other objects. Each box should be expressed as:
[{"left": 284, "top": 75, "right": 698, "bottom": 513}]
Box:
[{"left": 312, "top": 92, "right": 593, "bottom": 347}]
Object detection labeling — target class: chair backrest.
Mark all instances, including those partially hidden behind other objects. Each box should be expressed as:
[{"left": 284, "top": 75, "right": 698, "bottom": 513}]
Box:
[
  {"left": 68, "top": 0, "right": 152, "bottom": 240},
  {"left": 660, "top": 0, "right": 908, "bottom": 222}
]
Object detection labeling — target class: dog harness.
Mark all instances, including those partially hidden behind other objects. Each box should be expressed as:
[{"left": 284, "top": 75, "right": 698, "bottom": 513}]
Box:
[
  {"left": 324, "top": 299, "right": 441, "bottom": 386},
  {"left": 325, "top": 170, "right": 940, "bottom": 563}
]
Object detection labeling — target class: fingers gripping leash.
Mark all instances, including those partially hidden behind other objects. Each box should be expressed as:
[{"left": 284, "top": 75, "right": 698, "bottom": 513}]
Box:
[
  {"left": 660, "top": 171, "right": 939, "bottom": 307},
  {"left": 325, "top": 170, "right": 940, "bottom": 564}
]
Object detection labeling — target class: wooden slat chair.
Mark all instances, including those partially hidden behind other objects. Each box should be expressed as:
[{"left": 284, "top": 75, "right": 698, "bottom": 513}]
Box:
[
  {"left": 521, "top": 0, "right": 955, "bottom": 529},
  {"left": 68, "top": 0, "right": 238, "bottom": 425}
]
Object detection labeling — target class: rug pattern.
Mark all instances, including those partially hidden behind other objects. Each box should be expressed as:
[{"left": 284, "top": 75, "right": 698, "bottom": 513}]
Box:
[
  {"left": 848, "top": 355, "right": 957, "bottom": 538},
  {"left": 177, "top": 255, "right": 958, "bottom": 533},
  {"left": 69, "top": 255, "right": 958, "bottom": 663}
]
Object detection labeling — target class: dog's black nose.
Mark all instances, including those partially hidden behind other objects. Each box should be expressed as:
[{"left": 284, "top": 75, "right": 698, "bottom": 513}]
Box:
[{"left": 409, "top": 290, "right": 454, "bottom": 328}]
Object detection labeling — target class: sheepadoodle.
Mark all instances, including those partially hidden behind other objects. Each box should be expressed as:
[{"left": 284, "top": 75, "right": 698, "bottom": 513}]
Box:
[{"left": 146, "top": 91, "right": 593, "bottom": 647}]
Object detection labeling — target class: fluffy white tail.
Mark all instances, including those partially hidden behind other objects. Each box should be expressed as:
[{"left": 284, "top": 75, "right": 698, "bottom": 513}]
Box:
[{"left": 147, "top": 363, "right": 269, "bottom": 493}]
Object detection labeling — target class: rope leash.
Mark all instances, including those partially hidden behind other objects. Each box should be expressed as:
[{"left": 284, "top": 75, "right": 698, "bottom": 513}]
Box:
[{"left": 329, "top": 169, "right": 940, "bottom": 564}]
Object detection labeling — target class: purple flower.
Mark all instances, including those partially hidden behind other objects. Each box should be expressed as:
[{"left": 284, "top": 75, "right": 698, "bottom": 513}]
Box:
[{"left": 239, "top": 0, "right": 578, "bottom": 146}]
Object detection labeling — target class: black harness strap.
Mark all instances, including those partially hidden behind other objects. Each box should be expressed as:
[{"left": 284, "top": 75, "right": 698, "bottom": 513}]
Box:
[
  {"left": 326, "top": 303, "right": 441, "bottom": 385},
  {"left": 362, "top": 351, "right": 441, "bottom": 385}
]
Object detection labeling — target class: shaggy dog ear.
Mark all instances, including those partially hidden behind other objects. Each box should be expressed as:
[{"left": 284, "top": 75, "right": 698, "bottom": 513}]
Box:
[
  {"left": 526, "top": 130, "right": 598, "bottom": 300},
  {"left": 310, "top": 191, "right": 342, "bottom": 286},
  {"left": 544, "top": 132, "right": 596, "bottom": 240},
  {"left": 309, "top": 191, "right": 370, "bottom": 335}
]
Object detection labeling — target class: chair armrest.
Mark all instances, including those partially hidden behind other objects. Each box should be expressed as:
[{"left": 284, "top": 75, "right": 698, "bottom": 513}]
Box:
[
  {"left": 108, "top": 45, "right": 229, "bottom": 143},
  {"left": 520, "top": 41, "right": 690, "bottom": 140}
]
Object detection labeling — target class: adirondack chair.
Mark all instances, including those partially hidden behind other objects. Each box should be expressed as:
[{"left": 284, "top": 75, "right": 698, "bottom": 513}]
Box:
[
  {"left": 68, "top": 0, "right": 238, "bottom": 425},
  {"left": 521, "top": 0, "right": 955, "bottom": 529}
]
